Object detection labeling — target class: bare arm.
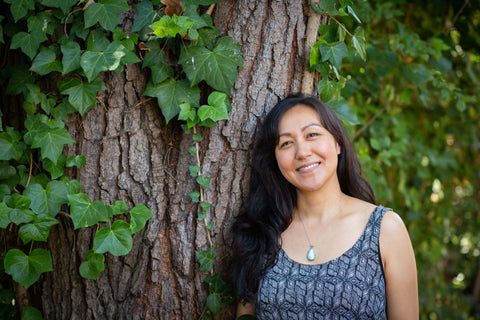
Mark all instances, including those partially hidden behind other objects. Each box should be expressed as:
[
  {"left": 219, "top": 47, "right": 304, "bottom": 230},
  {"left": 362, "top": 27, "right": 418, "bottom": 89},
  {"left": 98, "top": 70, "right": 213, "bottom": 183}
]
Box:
[
  {"left": 380, "top": 210, "right": 418, "bottom": 319},
  {"left": 236, "top": 301, "right": 255, "bottom": 318}
]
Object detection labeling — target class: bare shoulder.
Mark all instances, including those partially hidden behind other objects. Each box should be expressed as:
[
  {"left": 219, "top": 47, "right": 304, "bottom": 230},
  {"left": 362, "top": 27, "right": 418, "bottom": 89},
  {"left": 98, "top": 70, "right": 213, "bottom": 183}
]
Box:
[{"left": 380, "top": 210, "right": 409, "bottom": 241}]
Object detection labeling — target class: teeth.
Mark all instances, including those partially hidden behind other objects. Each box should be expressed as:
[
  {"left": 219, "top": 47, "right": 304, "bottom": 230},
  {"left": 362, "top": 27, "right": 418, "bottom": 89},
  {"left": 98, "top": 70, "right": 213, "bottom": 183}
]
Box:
[{"left": 300, "top": 163, "right": 318, "bottom": 170}]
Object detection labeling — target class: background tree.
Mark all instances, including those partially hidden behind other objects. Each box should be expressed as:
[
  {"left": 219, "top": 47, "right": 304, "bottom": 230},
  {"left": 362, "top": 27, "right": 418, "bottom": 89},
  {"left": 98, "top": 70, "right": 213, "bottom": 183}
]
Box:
[{"left": 0, "top": 0, "right": 478, "bottom": 320}]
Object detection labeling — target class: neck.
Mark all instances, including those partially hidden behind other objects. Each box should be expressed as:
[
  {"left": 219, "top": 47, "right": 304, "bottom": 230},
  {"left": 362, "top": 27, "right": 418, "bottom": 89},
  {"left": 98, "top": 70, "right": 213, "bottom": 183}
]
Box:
[{"left": 296, "top": 184, "right": 343, "bottom": 219}]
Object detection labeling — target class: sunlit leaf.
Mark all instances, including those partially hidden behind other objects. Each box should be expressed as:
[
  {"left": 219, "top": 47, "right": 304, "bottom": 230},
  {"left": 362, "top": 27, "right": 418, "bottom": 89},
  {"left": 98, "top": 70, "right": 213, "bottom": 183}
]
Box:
[{"left": 93, "top": 220, "right": 132, "bottom": 256}]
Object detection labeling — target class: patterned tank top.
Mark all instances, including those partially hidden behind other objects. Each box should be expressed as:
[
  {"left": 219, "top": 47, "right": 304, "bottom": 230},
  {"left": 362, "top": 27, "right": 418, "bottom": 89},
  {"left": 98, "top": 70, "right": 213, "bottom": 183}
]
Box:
[{"left": 255, "top": 205, "right": 389, "bottom": 320}]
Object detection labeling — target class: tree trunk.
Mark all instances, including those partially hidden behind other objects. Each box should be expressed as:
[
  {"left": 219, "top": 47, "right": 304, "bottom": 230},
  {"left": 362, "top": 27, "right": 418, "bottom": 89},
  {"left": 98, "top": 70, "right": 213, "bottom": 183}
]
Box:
[{"left": 33, "top": 1, "right": 317, "bottom": 319}]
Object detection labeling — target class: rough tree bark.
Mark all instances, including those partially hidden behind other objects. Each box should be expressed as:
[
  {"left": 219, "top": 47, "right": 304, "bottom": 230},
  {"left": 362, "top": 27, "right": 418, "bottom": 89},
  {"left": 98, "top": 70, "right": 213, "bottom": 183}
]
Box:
[{"left": 28, "top": 1, "right": 323, "bottom": 319}]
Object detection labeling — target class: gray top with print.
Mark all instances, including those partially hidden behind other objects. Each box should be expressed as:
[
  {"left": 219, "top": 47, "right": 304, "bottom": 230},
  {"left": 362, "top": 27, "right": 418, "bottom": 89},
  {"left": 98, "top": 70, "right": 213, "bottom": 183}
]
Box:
[{"left": 255, "top": 205, "right": 389, "bottom": 320}]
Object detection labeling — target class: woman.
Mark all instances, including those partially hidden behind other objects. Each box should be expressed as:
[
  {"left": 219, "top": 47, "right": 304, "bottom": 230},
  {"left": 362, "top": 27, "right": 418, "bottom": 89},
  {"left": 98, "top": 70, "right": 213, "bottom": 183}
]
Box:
[{"left": 232, "top": 94, "right": 418, "bottom": 319}]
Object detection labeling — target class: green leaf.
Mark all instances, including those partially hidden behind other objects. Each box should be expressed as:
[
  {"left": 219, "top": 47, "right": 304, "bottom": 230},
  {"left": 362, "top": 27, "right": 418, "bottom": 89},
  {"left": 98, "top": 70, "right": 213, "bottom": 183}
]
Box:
[
  {"left": 197, "top": 212, "right": 206, "bottom": 221},
  {"left": 27, "top": 12, "right": 58, "bottom": 35},
  {"left": 195, "top": 247, "right": 217, "bottom": 271},
  {"left": 142, "top": 41, "right": 174, "bottom": 84},
  {"left": 143, "top": 79, "right": 200, "bottom": 123},
  {"left": 206, "top": 292, "right": 224, "bottom": 315},
  {"left": 30, "top": 46, "right": 62, "bottom": 75},
  {"left": 313, "top": 0, "right": 337, "bottom": 16},
  {"left": 319, "top": 41, "right": 348, "bottom": 70},
  {"left": 84, "top": 0, "right": 130, "bottom": 32},
  {"left": 328, "top": 97, "right": 359, "bottom": 126},
  {"left": 347, "top": 5, "right": 361, "bottom": 23},
  {"left": 23, "top": 181, "right": 68, "bottom": 217},
  {"left": 41, "top": 0, "right": 77, "bottom": 13},
  {"left": 197, "top": 92, "right": 230, "bottom": 122},
  {"left": 60, "top": 177, "right": 84, "bottom": 194},
  {"left": 132, "top": 1, "right": 157, "bottom": 33},
  {"left": 66, "top": 155, "right": 86, "bottom": 168},
  {"left": 200, "top": 201, "right": 212, "bottom": 212},
  {"left": 150, "top": 15, "right": 194, "bottom": 38},
  {"left": 4, "top": 0, "right": 35, "bottom": 22},
  {"left": 21, "top": 306, "right": 44, "bottom": 320},
  {"left": 5, "top": 64, "right": 35, "bottom": 95},
  {"left": 206, "top": 222, "right": 214, "bottom": 231},
  {"left": 188, "top": 165, "right": 200, "bottom": 177},
  {"left": 10, "top": 31, "right": 47, "bottom": 60},
  {"left": 318, "top": 78, "right": 335, "bottom": 102},
  {"left": 193, "top": 132, "right": 202, "bottom": 141},
  {"left": 61, "top": 40, "right": 82, "bottom": 75},
  {"left": 129, "top": 204, "right": 153, "bottom": 233},
  {"left": 111, "top": 200, "right": 129, "bottom": 216},
  {"left": 93, "top": 220, "right": 133, "bottom": 256},
  {"left": 59, "top": 78, "right": 106, "bottom": 116},
  {"left": 18, "top": 216, "right": 59, "bottom": 244},
  {"left": 0, "top": 202, "right": 12, "bottom": 228},
  {"left": 80, "top": 41, "right": 129, "bottom": 82},
  {"left": 7, "top": 193, "right": 31, "bottom": 210},
  {"left": 31, "top": 128, "right": 75, "bottom": 164},
  {"left": 68, "top": 193, "right": 110, "bottom": 229},
  {"left": 179, "top": 103, "right": 197, "bottom": 122},
  {"left": 43, "top": 153, "right": 66, "bottom": 180},
  {"left": 4, "top": 248, "right": 53, "bottom": 289},
  {"left": 87, "top": 29, "right": 110, "bottom": 52},
  {"left": 196, "top": 176, "right": 211, "bottom": 189},
  {"left": 0, "top": 128, "right": 24, "bottom": 161},
  {"left": 188, "top": 191, "right": 200, "bottom": 202},
  {"left": 352, "top": 27, "right": 366, "bottom": 61},
  {"left": 179, "top": 37, "right": 244, "bottom": 94},
  {"left": 9, "top": 208, "right": 35, "bottom": 225},
  {"left": 79, "top": 250, "right": 105, "bottom": 279},
  {"left": 187, "top": 146, "right": 197, "bottom": 156}
]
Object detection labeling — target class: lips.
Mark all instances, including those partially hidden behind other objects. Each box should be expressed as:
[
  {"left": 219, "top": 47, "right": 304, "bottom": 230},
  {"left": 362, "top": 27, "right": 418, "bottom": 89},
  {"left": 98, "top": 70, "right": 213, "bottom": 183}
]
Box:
[{"left": 296, "top": 162, "right": 320, "bottom": 172}]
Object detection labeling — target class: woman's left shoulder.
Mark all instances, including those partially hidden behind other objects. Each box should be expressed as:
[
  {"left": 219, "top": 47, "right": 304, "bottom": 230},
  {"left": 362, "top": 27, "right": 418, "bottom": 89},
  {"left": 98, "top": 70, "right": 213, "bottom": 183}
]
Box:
[{"left": 379, "top": 209, "right": 413, "bottom": 255}]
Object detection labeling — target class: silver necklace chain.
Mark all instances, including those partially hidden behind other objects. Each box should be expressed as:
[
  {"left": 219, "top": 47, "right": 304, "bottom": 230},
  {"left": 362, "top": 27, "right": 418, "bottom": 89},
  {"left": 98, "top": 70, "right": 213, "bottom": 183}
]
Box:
[{"left": 297, "top": 195, "right": 342, "bottom": 261}]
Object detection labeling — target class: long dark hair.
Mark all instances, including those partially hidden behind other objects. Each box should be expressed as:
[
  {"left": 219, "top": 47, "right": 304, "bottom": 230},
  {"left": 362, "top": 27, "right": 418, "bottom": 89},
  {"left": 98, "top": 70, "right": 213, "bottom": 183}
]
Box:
[{"left": 231, "top": 94, "right": 375, "bottom": 302}]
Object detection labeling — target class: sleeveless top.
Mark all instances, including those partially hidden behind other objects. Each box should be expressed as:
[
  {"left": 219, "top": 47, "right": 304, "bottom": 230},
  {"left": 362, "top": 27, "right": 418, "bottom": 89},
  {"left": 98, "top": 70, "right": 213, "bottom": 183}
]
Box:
[{"left": 255, "top": 205, "right": 389, "bottom": 320}]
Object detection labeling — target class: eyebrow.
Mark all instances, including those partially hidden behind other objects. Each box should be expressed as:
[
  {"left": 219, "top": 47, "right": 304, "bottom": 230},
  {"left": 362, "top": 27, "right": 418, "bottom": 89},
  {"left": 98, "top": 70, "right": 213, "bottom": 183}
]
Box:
[{"left": 278, "top": 123, "right": 323, "bottom": 137}]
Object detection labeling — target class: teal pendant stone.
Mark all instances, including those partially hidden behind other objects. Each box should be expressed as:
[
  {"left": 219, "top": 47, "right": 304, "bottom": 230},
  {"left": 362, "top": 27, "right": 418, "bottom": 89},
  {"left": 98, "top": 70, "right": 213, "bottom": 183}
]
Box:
[{"left": 307, "top": 247, "right": 315, "bottom": 261}]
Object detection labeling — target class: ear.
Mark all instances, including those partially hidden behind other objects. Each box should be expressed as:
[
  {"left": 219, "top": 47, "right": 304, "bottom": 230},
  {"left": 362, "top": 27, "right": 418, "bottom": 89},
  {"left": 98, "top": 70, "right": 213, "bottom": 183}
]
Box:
[{"left": 336, "top": 142, "right": 341, "bottom": 155}]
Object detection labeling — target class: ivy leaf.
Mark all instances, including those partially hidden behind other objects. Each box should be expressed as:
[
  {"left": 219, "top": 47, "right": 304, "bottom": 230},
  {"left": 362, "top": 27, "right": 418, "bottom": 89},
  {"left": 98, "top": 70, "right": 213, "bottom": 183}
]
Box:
[
  {"left": 0, "top": 202, "right": 12, "bottom": 228},
  {"left": 80, "top": 41, "right": 128, "bottom": 82},
  {"left": 188, "top": 191, "right": 200, "bottom": 202},
  {"left": 93, "top": 220, "right": 133, "bottom": 256},
  {"left": 352, "top": 27, "right": 366, "bottom": 61},
  {"left": 200, "top": 201, "right": 211, "bottom": 212},
  {"left": 68, "top": 193, "right": 110, "bottom": 229},
  {"left": 142, "top": 42, "right": 174, "bottom": 85},
  {"left": 4, "top": 0, "right": 35, "bottom": 22},
  {"left": 0, "top": 127, "right": 24, "bottom": 161},
  {"left": 60, "top": 177, "right": 84, "bottom": 195},
  {"left": 61, "top": 40, "right": 82, "bottom": 75},
  {"left": 41, "top": 0, "right": 78, "bottom": 14},
  {"left": 27, "top": 12, "right": 59, "bottom": 35},
  {"left": 195, "top": 247, "right": 217, "bottom": 272},
  {"left": 188, "top": 165, "right": 200, "bottom": 177},
  {"left": 59, "top": 78, "right": 106, "bottom": 116},
  {"left": 4, "top": 248, "right": 52, "bottom": 289},
  {"left": 18, "top": 216, "right": 59, "bottom": 244},
  {"left": 23, "top": 181, "right": 68, "bottom": 217},
  {"left": 197, "top": 212, "right": 206, "bottom": 221},
  {"left": 150, "top": 15, "right": 194, "bottom": 38},
  {"left": 79, "top": 250, "right": 105, "bottom": 280},
  {"left": 318, "top": 77, "right": 335, "bottom": 102},
  {"left": 328, "top": 97, "right": 360, "bottom": 126},
  {"left": 313, "top": 0, "right": 338, "bottom": 16},
  {"left": 179, "top": 103, "right": 197, "bottom": 122},
  {"left": 143, "top": 79, "right": 200, "bottom": 123},
  {"left": 132, "top": 1, "right": 157, "bottom": 33},
  {"left": 197, "top": 91, "right": 230, "bottom": 122},
  {"left": 10, "top": 31, "right": 47, "bottom": 60},
  {"left": 111, "top": 200, "right": 128, "bottom": 216},
  {"left": 42, "top": 154, "right": 66, "bottom": 179},
  {"left": 9, "top": 208, "right": 35, "bottom": 225},
  {"left": 206, "top": 292, "right": 224, "bottom": 315},
  {"left": 87, "top": 29, "right": 110, "bottom": 52},
  {"left": 21, "top": 306, "right": 44, "bottom": 320},
  {"left": 30, "top": 46, "right": 62, "bottom": 75},
  {"left": 179, "top": 37, "right": 244, "bottom": 94},
  {"left": 129, "top": 204, "right": 153, "bottom": 233},
  {"left": 347, "top": 6, "right": 361, "bottom": 24},
  {"left": 31, "top": 128, "right": 75, "bottom": 164},
  {"left": 66, "top": 155, "right": 86, "bottom": 168},
  {"left": 196, "top": 176, "right": 211, "bottom": 189},
  {"left": 319, "top": 41, "right": 349, "bottom": 70},
  {"left": 84, "top": 0, "right": 130, "bottom": 32}
]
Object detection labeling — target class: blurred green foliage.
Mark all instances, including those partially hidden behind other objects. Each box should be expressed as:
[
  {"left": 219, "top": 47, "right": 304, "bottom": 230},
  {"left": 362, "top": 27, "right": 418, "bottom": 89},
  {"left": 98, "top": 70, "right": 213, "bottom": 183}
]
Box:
[{"left": 334, "top": 1, "right": 479, "bottom": 318}]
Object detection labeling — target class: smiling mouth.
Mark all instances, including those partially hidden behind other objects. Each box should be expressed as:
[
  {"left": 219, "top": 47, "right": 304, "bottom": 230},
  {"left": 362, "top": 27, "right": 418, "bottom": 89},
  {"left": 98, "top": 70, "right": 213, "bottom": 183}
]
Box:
[{"left": 297, "top": 162, "right": 320, "bottom": 172}]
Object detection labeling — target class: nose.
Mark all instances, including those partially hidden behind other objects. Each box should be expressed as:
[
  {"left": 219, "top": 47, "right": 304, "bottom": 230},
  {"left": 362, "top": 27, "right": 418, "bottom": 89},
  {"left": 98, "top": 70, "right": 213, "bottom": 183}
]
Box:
[{"left": 295, "top": 141, "right": 311, "bottom": 159}]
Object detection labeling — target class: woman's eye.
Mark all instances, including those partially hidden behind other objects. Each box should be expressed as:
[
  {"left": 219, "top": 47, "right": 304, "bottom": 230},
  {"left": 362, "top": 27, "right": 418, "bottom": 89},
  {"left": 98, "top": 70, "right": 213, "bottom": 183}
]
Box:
[
  {"left": 307, "top": 132, "right": 319, "bottom": 138},
  {"left": 279, "top": 141, "right": 291, "bottom": 148}
]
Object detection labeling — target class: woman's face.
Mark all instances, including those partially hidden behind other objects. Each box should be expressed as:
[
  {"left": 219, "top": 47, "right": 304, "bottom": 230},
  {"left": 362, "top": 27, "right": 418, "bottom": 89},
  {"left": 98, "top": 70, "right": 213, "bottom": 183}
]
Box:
[{"left": 274, "top": 104, "right": 341, "bottom": 193}]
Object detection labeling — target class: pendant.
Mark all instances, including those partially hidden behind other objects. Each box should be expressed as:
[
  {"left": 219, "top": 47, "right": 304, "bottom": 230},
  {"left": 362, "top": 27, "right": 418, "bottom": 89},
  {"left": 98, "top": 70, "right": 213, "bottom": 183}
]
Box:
[{"left": 307, "top": 247, "right": 315, "bottom": 261}]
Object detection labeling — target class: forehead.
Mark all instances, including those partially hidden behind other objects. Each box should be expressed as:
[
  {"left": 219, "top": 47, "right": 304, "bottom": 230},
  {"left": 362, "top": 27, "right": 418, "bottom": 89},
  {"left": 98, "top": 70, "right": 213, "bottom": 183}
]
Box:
[{"left": 278, "top": 104, "right": 322, "bottom": 131}]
